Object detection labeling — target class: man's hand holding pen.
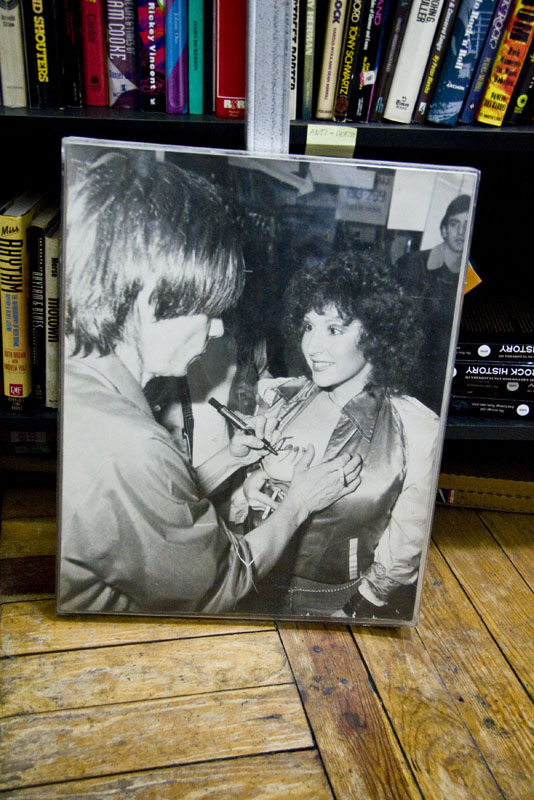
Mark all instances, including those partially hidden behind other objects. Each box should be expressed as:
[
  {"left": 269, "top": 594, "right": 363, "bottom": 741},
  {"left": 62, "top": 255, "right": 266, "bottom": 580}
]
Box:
[{"left": 208, "top": 398, "right": 280, "bottom": 461}]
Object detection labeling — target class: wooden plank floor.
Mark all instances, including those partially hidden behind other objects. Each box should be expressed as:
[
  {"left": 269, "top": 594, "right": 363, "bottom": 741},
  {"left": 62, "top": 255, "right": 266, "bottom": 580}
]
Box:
[{"left": 1, "top": 480, "right": 533, "bottom": 799}]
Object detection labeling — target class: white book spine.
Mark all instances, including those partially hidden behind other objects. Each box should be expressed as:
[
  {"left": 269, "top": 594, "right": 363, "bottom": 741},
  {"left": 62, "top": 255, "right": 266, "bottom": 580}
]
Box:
[
  {"left": 316, "top": 0, "right": 349, "bottom": 119},
  {"left": 45, "top": 231, "right": 60, "bottom": 408},
  {"left": 246, "top": 0, "right": 292, "bottom": 154},
  {"left": 0, "top": 0, "right": 27, "bottom": 108},
  {"left": 383, "top": 0, "right": 446, "bottom": 123}
]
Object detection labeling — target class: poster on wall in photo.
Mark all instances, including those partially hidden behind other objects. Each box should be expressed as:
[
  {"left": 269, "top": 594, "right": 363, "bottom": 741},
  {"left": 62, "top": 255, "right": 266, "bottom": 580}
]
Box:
[{"left": 57, "top": 137, "right": 479, "bottom": 626}]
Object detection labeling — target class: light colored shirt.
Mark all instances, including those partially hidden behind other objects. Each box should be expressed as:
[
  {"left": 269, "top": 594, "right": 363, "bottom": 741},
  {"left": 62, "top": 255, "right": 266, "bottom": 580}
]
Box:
[{"left": 57, "top": 353, "right": 254, "bottom": 615}]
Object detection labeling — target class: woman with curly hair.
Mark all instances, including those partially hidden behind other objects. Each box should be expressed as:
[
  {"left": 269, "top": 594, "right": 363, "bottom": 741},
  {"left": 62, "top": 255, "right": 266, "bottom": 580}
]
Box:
[{"left": 237, "top": 251, "right": 439, "bottom": 621}]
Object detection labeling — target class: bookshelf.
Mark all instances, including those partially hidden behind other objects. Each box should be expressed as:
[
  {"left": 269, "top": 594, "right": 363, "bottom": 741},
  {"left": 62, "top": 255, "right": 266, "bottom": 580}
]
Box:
[{"left": 1, "top": 76, "right": 533, "bottom": 447}]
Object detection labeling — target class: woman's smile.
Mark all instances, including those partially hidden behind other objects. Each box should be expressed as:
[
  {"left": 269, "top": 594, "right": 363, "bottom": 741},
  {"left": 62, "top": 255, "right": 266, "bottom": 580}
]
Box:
[{"left": 302, "top": 305, "right": 368, "bottom": 390}]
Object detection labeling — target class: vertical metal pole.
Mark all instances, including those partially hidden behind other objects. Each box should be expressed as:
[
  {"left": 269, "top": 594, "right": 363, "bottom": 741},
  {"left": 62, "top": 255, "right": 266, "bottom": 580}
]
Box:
[{"left": 246, "top": 0, "right": 293, "bottom": 154}]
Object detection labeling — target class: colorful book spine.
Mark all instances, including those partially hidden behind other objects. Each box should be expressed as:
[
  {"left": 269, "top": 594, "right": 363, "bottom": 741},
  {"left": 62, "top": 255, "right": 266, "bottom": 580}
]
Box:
[
  {"left": 412, "top": 0, "right": 463, "bottom": 123},
  {"left": 316, "top": 0, "right": 349, "bottom": 118},
  {"left": 215, "top": 0, "right": 246, "bottom": 119},
  {"left": 300, "top": 0, "right": 317, "bottom": 119},
  {"left": 29, "top": 206, "right": 59, "bottom": 407},
  {"left": 137, "top": 0, "right": 166, "bottom": 110},
  {"left": 351, "top": 0, "right": 393, "bottom": 121},
  {"left": 60, "top": 0, "right": 84, "bottom": 106},
  {"left": 476, "top": 0, "right": 534, "bottom": 124},
  {"left": 290, "top": 0, "right": 300, "bottom": 120},
  {"left": 21, "top": 0, "right": 64, "bottom": 108},
  {"left": 459, "top": 0, "right": 514, "bottom": 121},
  {"left": 44, "top": 221, "right": 60, "bottom": 408},
  {"left": 0, "top": 190, "right": 45, "bottom": 412},
  {"left": 333, "top": 0, "right": 370, "bottom": 121},
  {"left": 166, "top": 0, "right": 188, "bottom": 113},
  {"left": 369, "top": 0, "right": 412, "bottom": 120},
  {"left": 503, "top": 28, "right": 534, "bottom": 119},
  {"left": 106, "top": 0, "right": 139, "bottom": 108},
  {"left": 0, "top": 0, "right": 28, "bottom": 107},
  {"left": 188, "top": 0, "right": 204, "bottom": 114},
  {"left": 383, "top": 0, "right": 447, "bottom": 123},
  {"left": 80, "top": 0, "right": 108, "bottom": 106},
  {"left": 427, "top": 0, "right": 498, "bottom": 126}
]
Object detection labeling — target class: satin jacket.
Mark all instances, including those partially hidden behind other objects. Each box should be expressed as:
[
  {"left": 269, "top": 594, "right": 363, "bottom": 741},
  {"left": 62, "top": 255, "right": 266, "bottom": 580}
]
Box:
[{"left": 254, "top": 377, "right": 439, "bottom": 603}]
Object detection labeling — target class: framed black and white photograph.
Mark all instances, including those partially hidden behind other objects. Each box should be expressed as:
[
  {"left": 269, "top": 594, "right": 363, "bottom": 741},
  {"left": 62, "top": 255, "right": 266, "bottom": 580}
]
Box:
[{"left": 56, "top": 137, "right": 479, "bottom": 626}]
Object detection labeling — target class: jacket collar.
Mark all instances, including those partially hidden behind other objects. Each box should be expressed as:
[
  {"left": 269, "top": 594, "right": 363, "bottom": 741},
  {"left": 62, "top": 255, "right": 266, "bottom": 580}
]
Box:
[{"left": 275, "top": 376, "right": 385, "bottom": 443}]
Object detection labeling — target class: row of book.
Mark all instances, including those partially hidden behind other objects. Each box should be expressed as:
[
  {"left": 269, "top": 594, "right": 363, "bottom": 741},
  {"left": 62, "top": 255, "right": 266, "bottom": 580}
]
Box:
[
  {"left": 449, "top": 291, "right": 534, "bottom": 420},
  {"left": 3, "top": 0, "right": 534, "bottom": 127},
  {"left": 0, "top": 188, "right": 61, "bottom": 415},
  {"left": 311, "top": 0, "right": 534, "bottom": 127},
  {"left": 0, "top": 0, "right": 246, "bottom": 117}
]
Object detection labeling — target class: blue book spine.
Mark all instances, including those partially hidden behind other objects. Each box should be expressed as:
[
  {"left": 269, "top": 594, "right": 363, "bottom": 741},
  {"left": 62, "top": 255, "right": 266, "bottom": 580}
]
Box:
[
  {"left": 188, "top": 0, "right": 204, "bottom": 113},
  {"left": 166, "top": 0, "right": 188, "bottom": 113},
  {"left": 427, "top": 0, "right": 498, "bottom": 125},
  {"left": 458, "top": 0, "right": 514, "bottom": 122}
]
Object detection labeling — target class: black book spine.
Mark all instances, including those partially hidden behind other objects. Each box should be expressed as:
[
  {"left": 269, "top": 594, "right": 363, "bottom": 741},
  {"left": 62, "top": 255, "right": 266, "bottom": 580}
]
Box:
[{"left": 21, "top": 0, "right": 64, "bottom": 108}]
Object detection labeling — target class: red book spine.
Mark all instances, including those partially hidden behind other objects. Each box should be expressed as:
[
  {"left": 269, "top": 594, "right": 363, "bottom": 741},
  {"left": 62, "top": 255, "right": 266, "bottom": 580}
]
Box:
[
  {"left": 215, "top": 0, "right": 246, "bottom": 118},
  {"left": 80, "top": 0, "right": 108, "bottom": 106}
]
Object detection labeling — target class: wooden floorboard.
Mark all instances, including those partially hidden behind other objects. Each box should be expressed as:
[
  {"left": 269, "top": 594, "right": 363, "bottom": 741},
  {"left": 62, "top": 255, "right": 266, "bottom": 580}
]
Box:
[
  {"left": 1, "top": 487, "right": 533, "bottom": 798},
  {"left": 0, "top": 751, "right": 334, "bottom": 799},
  {"left": 432, "top": 508, "right": 534, "bottom": 696},
  {"left": 279, "top": 622, "right": 421, "bottom": 800},
  {"left": 417, "top": 542, "right": 534, "bottom": 800}
]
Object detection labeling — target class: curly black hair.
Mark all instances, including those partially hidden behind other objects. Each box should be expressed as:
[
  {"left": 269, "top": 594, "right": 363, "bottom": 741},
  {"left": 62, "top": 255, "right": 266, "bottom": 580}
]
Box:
[{"left": 283, "top": 251, "right": 423, "bottom": 394}]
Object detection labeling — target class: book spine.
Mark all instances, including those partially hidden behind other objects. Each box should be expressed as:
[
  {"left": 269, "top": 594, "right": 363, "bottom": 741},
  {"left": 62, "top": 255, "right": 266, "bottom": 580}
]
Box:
[
  {"left": 80, "top": 0, "right": 108, "bottom": 106},
  {"left": 333, "top": 0, "right": 369, "bottom": 121},
  {"left": 290, "top": 0, "right": 300, "bottom": 120},
  {"left": 427, "top": 0, "right": 498, "bottom": 126},
  {"left": 28, "top": 225, "right": 46, "bottom": 405},
  {"left": 476, "top": 0, "right": 534, "bottom": 125},
  {"left": 412, "top": 0, "right": 462, "bottom": 123},
  {"left": 456, "top": 341, "right": 534, "bottom": 360},
  {"left": 383, "top": 0, "right": 446, "bottom": 123},
  {"left": 0, "top": 0, "right": 28, "bottom": 107},
  {"left": 352, "top": 0, "right": 393, "bottom": 122},
  {"left": 44, "top": 228, "right": 60, "bottom": 408},
  {"left": 452, "top": 361, "right": 534, "bottom": 399},
  {"left": 459, "top": 0, "right": 514, "bottom": 123},
  {"left": 316, "top": 0, "right": 349, "bottom": 118},
  {"left": 188, "top": 0, "right": 204, "bottom": 114},
  {"left": 369, "top": 0, "right": 412, "bottom": 120},
  {"left": 449, "top": 394, "right": 532, "bottom": 418},
  {"left": 203, "top": 0, "right": 215, "bottom": 113},
  {"left": 21, "top": 0, "right": 64, "bottom": 108},
  {"left": 166, "top": 0, "right": 188, "bottom": 113},
  {"left": 0, "top": 203, "right": 44, "bottom": 411},
  {"left": 137, "top": 0, "right": 166, "bottom": 111},
  {"left": 215, "top": 0, "right": 246, "bottom": 119},
  {"left": 503, "top": 34, "right": 534, "bottom": 120},
  {"left": 60, "top": 0, "right": 84, "bottom": 106},
  {"left": 106, "top": 0, "right": 139, "bottom": 109},
  {"left": 300, "top": 0, "right": 317, "bottom": 119}
]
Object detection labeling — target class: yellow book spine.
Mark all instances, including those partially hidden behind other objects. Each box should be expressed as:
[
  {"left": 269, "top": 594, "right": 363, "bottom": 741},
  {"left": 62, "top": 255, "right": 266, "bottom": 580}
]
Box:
[
  {"left": 0, "top": 208, "right": 39, "bottom": 409},
  {"left": 476, "top": 0, "right": 534, "bottom": 125}
]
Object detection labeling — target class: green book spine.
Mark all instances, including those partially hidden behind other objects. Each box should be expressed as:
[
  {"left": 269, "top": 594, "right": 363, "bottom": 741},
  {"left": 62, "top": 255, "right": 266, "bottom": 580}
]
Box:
[{"left": 188, "top": 0, "right": 205, "bottom": 114}]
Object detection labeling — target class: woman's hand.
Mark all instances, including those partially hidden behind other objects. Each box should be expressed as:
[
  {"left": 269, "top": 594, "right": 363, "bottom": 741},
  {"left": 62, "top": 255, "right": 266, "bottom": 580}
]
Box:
[
  {"left": 285, "top": 446, "right": 362, "bottom": 515},
  {"left": 243, "top": 471, "right": 280, "bottom": 513},
  {"left": 228, "top": 413, "right": 279, "bottom": 460}
]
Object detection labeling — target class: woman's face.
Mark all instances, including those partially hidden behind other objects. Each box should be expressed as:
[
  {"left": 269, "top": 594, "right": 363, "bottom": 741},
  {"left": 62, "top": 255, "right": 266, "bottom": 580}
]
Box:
[{"left": 301, "top": 304, "right": 367, "bottom": 389}]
